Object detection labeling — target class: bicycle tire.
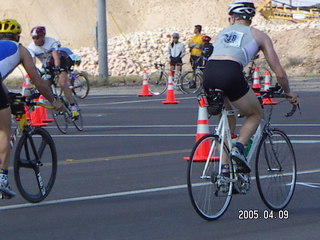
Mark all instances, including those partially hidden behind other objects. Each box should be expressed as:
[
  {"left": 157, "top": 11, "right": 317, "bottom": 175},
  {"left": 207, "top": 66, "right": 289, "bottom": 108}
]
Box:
[
  {"left": 71, "top": 99, "right": 83, "bottom": 131},
  {"left": 255, "top": 128, "right": 296, "bottom": 211},
  {"left": 148, "top": 71, "right": 168, "bottom": 95},
  {"left": 52, "top": 106, "right": 68, "bottom": 134},
  {"left": 187, "top": 134, "right": 233, "bottom": 220},
  {"left": 180, "top": 71, "right": 203, "bottom": 94},
  {"left": 14, "top": 127, "right": 57, "bottom": 203},
  {"left": 72, "top": 72, "right": 90, "bottom": 99}
]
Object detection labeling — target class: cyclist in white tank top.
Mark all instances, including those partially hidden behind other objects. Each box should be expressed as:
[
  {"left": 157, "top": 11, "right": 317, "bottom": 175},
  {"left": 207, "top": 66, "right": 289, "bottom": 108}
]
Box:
[
  {"left": 203, "top": 1, "right": 299, "bottom": 172},
  {"left": 0, "top": 19, "right": 63, "bottom": 199}
]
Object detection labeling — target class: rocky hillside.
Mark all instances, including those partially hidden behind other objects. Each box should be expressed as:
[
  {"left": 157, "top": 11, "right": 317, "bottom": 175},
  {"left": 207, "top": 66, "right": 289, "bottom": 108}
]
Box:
[{"left": 2, "top": 0, "right": 320, "bottom": 77}]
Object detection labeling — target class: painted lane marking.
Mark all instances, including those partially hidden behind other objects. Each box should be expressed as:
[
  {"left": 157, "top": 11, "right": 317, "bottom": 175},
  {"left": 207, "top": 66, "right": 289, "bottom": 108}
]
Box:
[{"left": 1, "top": 168, "right": 320, "bottom": 211}]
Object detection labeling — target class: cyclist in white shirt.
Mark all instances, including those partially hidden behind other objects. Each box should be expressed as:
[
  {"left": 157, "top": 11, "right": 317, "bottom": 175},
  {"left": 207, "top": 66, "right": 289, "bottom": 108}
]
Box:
[
  {"left": 168, "top": 33, "right": 186, "bottom": 72},
  {"left": 28, "top": 26, "right": 79, "bottom": 117}
]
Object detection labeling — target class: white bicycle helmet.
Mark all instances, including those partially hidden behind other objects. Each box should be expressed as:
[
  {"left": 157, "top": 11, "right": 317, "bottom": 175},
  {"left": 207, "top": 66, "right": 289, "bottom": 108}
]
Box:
[{"left": 228, "top": 1, "right": 256, "bottom": 17}]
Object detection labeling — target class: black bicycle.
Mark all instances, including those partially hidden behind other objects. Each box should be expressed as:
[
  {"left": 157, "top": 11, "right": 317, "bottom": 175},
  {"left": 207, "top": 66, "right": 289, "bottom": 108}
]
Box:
[{"left": 1, "top": 93, "right": 58, "bottom": 203}]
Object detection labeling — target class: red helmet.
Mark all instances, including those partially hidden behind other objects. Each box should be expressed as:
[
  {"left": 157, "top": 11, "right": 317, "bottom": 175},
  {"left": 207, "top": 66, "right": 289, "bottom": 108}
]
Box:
[
  {"left": 30, "top": 26, "right": 46, "bottom": 37},
  {"left": 202, "top": 35, "right": 211, "bottom": 41}
]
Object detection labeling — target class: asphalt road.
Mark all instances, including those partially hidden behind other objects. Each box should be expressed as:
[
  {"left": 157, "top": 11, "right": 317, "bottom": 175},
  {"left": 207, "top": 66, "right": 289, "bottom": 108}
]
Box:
[{"left": 1, "top": 90, "right": 320, "bottom": 240}]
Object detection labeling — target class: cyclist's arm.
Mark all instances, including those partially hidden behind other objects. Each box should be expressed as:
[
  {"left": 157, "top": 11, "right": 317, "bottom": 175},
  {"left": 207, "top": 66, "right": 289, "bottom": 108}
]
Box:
[
  {"left": 252, "top": 29, "right": 289, "bottom": 92},
  {"left": 20, "top": 45, "right": 58, "bottom": 106},
  {"left": 252, "top": 28, "right": 299, "bottom": 104},
  {"left": 52, "top": 50, "right": 61, "bottom": 68}
]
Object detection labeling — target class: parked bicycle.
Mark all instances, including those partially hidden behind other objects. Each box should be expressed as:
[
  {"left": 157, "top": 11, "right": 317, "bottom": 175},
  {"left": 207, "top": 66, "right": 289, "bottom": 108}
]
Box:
[
  {"left": 187, "top": 85, "right": 298, "bottom": 220},
  {"left": 0, "top": 92, "right": 57, "bottom": 203},
  {"left": 182, "top": 57, "right": 204, "bottom": 94},
  {"left": 148, "top": 63, "right": 202, "bottom": 95}
]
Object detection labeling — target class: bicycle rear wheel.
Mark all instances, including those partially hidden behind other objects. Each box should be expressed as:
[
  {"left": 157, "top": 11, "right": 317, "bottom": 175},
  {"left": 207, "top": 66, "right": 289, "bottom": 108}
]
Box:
[
  {"left": 14, "top": 127, "right": 57, "bottom": 203},
  {"left": 187, "top": 134, "right": 233, "bottom": 220},
  {"left": 255, "top": 129, "right": 296, "bottom": 210},
  {"left": 180, "top": 71, "right": 202, "bottom": 94},
  {"left": 148, "top": 71, "right": 168, "bottom": 95},
  {"left": 71, "top": 99, "right": 83, "bottom": 131},
  {"left": 72, "top": 72, "right": 90, "bottom": 99}
]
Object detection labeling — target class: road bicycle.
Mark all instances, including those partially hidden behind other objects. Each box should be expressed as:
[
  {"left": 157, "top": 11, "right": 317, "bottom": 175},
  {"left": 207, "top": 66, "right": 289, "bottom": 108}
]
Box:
[
  {"left": 59, "top": 68, "right": 90, "bottom": 100},
  {"left": 148, "top": 63, "right": 202, "bottom": 95},
  {"left": 49, "top": 73, "right": 83, "bottom": 134},
  {"left": 39, "top": 40, "right": 90, "bottom": 99},
  {"left": 187, "top": 85, "right": 298, "bottom": 220},
  {"left": 0, "top": 92, "right": 57, "bottom": 203}
]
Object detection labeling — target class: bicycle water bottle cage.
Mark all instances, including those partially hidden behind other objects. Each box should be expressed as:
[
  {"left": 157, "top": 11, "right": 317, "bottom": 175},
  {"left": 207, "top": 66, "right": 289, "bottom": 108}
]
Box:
[{"left": 206, "top": 89, "right": 224, "bottom": 116}]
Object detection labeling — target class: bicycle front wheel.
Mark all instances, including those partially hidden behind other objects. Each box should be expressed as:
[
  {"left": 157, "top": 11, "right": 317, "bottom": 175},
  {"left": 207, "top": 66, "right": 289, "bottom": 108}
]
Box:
[
  {"left": 148, "top": 71, "right": 168, "bottom": 95},
  {"left": 72, "top": 72, "right": 90, "bottom": 99},
  {"left": 180, "top": 71, "right": 203, "bottom": 94},
  {"left": 14, "top": 127, "right": 57, "bottom": 203},
  {"left": 255, "top": 129, "right": 296, "bottom": 211},
  {"left": 187, "top": 134, "right": 233, "bottom": 220},
  {"left": 52, "top": 108, "right": 68, "bottom": 134}
]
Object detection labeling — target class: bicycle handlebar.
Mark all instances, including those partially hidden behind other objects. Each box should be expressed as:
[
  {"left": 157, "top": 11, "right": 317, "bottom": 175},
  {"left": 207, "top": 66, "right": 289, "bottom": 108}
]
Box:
[
  {"left": 8, "top": 92, "right": 54, "bottom": 109},
  {"left": 256, "top": 84, "right": 300, "bottom": 117}
]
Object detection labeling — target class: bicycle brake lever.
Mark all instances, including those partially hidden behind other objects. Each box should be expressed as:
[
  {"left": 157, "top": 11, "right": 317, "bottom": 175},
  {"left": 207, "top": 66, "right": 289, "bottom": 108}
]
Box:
[{"left": 285, "top": 104, "right": 300, "bottom": 117}]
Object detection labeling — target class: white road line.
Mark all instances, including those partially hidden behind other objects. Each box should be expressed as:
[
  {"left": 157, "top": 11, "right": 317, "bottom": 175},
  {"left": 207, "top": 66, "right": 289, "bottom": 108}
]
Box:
[
  {"left": 1, "top": 168, "right": 320, "bottom": 211},
  {"left": 41, "top": 124, "right": 320, "bottom": 129},
  {"left": 80, "top": 96, "right": 194, "bottom": 107}
]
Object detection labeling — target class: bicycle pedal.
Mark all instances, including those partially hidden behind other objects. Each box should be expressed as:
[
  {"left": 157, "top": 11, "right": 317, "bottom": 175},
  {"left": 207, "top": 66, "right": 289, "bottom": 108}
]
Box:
[{"left": 0, "top": 192, "right": 12, "bottom": 199}]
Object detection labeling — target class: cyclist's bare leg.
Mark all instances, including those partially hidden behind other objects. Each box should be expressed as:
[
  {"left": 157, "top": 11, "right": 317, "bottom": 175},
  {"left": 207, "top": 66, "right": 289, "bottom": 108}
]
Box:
[
  {"left": 223, "top": 98, "right": 237, "bottom": 134},
  {"left": 58, "top": 71, "right": 74, "bottom": 104},
  {"left": 0, "top": 107, "right": 11, "bottom": 169},
  {"left": 231, "top": 89, "right": 262, "bottom": 146}
]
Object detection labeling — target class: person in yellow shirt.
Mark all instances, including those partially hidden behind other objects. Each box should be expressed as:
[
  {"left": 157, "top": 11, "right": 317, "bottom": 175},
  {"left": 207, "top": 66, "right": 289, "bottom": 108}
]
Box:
[{"left": 188, "top": 25, "right": 204, "bottom": 71}]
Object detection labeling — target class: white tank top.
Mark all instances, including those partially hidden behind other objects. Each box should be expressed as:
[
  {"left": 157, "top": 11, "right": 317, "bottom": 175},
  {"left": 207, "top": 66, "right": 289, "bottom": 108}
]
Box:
[
  {"left": 209, "top": 24, "right": 259, "bottom": 66},
  {"left": 28, "top": 37, "right": 60, "bottom": 67},
  {"left": 0, "top": 40, "right": 20, "bottom": 80}
]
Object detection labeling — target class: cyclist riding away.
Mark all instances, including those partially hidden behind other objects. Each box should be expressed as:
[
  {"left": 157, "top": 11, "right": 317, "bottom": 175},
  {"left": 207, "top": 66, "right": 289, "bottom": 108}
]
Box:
[
  {"left": 168, "top": 32, "right": 186, "bottom": 73},
  {"left": 202, "top": 35, "right": 214, "bottom": 66},
  {"left": 188, "top": 25, "right": 204, "bottom": 71},
  {"left": 203, "top": 1, "right": 299, "bottom": 173},
  {"left": 28, "top": 26, "right": 79, "bottom": 118},
  {"left": 0, "top": 19, "right": 63, "bottom": 198}
]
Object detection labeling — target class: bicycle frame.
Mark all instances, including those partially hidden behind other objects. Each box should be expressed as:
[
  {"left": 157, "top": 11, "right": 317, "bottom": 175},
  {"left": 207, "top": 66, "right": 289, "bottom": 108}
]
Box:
[{"left": 201, "top": 107, "right": 267, "bottom": 178}]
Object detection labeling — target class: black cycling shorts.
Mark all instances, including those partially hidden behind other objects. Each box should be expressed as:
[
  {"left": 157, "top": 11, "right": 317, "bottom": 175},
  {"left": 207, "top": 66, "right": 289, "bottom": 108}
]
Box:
[
  {"left": 203, "top": 60, "right": 250, "bottom": 102},
  {"left": 47, "top": 52, "right": 73, "bottom": 72},
  {"left": 170, "top": 57, "right": 183, "bottom": 66},
  {"left": 0, "top": 79, "right": 9, "bottom": 110}
]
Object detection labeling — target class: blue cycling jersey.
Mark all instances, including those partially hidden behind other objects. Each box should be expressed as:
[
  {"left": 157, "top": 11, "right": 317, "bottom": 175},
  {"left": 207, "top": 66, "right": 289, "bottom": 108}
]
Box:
[{"left": 0, "top": 40, "right": 20, "bottom": 81}]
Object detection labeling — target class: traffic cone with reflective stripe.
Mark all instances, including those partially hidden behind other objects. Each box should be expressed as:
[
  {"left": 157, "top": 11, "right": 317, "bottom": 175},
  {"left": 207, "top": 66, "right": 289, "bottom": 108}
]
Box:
[
  {"left": 162, "top": 71, "right": 179, "bottom": 104},
  {"left": 262, "top": 71, "right": 277, "bottom": 105},
  {"left": 39, "top": 95, "right": 54, "bottom": 123},
  {"left": 138, "top": 70, "right": 153, "bottom": 97},
  {"left": 30, "top": 97, "right": 47, "bottom": 126},
  {"left": 184, "top": 98, "right": 211, "bottom": 161},
  {"left": 252, "top": 67, "right": 261, "bottom": 91}
]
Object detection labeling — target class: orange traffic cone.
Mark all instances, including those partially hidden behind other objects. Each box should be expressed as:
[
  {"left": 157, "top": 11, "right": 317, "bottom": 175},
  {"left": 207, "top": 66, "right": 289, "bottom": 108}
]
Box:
[
  {"left": 138, "top": 70, "right": 153, "bottom": 97},
  {"left": 162, "top": 71, "right": 179, "bottom": 104},
  {"left": 39, "top": 95, "right": 54, "bottom": 123},
  {"left": 21, "top": 75, "right": 32, "bottom": 120},
  {"left": 30, "top": 98, "right": 47, "bottom": 127},
  {"left": 262, "top": 71, "right": 277, "bottom": 105},
  {"left": 252, "top": 67, "right": 261, "bottom": 91},
  {"left": 184, "top": 100, "right": 211, "bottom": 161}
]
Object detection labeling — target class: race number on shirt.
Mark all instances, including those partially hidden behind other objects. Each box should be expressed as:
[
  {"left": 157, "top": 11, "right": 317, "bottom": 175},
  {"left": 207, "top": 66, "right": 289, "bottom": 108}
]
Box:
[{"left": 221, "top": 31, "right": 244, "bottom": 47}]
